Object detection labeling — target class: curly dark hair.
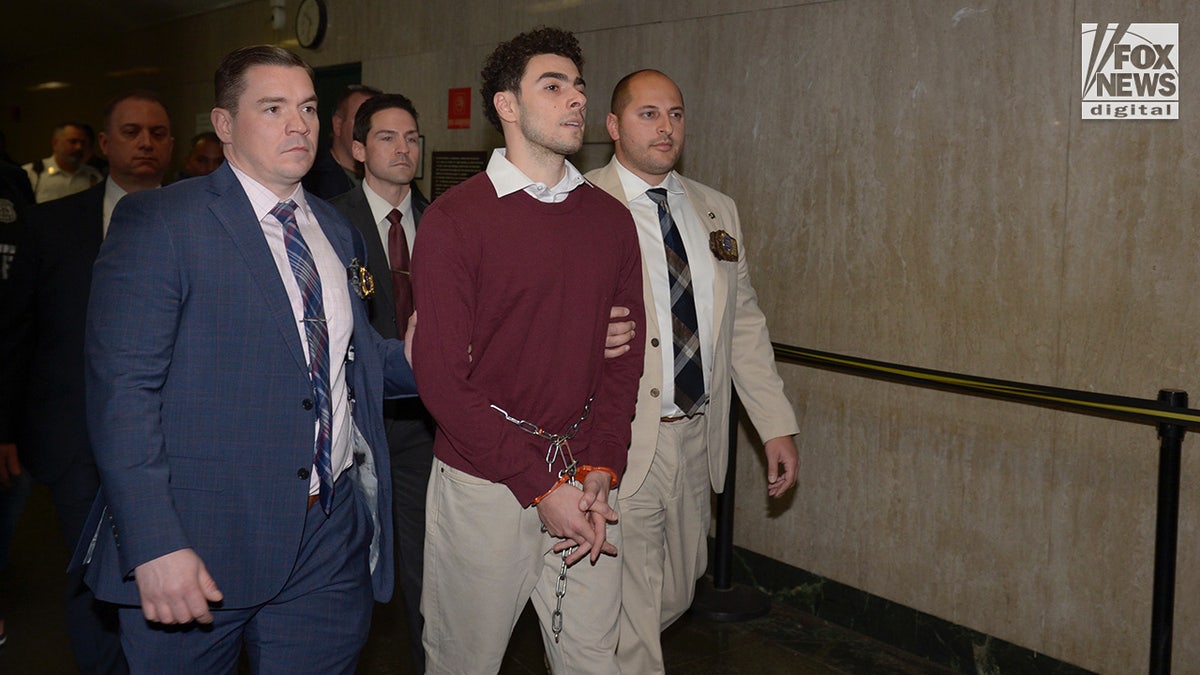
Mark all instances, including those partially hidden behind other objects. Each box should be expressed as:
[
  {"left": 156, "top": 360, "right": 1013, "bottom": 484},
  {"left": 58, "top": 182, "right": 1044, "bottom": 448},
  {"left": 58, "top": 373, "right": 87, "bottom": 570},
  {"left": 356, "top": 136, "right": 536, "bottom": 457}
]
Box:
[{"left": 480, "top": 26, "right": 584, "bottom": 132}]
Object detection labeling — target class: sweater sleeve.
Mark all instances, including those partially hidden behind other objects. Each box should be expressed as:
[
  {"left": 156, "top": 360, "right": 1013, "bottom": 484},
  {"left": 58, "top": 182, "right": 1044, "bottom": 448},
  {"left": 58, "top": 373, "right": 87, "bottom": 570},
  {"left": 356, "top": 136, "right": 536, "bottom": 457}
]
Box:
[{"left": 578, "top": 211, "right": 645, "bottom": 482}]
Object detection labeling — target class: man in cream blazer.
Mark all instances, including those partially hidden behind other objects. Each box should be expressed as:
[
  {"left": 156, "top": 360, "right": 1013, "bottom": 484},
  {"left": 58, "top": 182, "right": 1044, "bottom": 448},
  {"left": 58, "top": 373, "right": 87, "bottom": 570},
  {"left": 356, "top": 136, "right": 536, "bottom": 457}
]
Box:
[{"left": 586, "top": 69, "right": 801, "bottom": 674}]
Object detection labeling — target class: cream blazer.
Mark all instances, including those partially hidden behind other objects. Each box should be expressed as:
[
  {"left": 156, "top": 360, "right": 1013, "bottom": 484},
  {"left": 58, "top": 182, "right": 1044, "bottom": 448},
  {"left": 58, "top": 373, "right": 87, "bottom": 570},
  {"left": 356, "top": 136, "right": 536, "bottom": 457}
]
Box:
[{"left": 586, "top": 158, "right": 800, "bottom": 497}]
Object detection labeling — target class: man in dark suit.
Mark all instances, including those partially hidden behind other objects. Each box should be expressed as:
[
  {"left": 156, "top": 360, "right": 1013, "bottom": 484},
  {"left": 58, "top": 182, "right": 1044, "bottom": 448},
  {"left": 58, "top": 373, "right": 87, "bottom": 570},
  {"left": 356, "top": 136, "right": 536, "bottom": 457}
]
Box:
[
  {"left": 0, "top": 89, "right": 174, "bottom": 673},
  {"left": 0, "top": 150, "right": 35, "bottom": 650},
  {"left": 79, "top": 46, "right": 415, "bottom": 672},
  {"left": 303, "top": 84, "right": 381, "bottom": 199},
  {"left": 174, "top": 131, "right": 224, "bottom": 181},
  {"left": 329, "top": 92, "right": 431, "bottom": 673}
]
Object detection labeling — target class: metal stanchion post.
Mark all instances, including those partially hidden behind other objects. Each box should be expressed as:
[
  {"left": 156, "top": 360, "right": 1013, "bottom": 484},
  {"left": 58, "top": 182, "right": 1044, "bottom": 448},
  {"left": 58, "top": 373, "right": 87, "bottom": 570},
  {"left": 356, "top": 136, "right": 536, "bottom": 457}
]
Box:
[
  {"left": 1150, "top": 389, "right": 1187, "bottom": 675},
  {"left": 691, "top": 390, "right": 771, "bottom": 621}
]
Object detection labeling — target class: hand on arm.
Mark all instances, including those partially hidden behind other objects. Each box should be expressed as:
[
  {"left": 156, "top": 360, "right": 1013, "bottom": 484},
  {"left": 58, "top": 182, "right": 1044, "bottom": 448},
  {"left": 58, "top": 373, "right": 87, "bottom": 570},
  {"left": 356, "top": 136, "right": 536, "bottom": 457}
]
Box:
[
  {"left": 763, "top": 435, "right": 799, "bottom": 497},
  {"left": 134, "top": 548, "right": 224, "bottom": 625},
  {"left": 603, "top": 306, "right": 636, "bottom": 359}
]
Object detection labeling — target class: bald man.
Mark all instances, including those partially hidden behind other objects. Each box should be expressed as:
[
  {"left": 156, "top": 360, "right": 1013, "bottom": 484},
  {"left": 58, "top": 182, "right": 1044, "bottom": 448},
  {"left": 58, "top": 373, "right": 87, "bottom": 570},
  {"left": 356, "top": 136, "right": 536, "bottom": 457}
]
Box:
[{"left": 586, "top": 69, "right": 801, "bottom": 674}]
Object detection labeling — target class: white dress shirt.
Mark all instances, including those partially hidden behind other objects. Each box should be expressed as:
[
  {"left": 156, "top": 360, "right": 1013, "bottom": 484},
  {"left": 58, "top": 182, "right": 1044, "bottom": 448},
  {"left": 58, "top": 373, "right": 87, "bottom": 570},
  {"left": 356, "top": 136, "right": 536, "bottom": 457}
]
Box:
[
  {"left": 101, "top": 177, "right": 128, "bottom": 238},
  {"left": 485, "top": 148, "right": 586, "bottom": 203},
  {"left": 363, "top": 181, "right": 416, "bottom": 265},
  {"left": 613, "top": 161, "right": 715, "bottom": 417},
  {"left": 24, "top": 155, "right": 103, "bottom": 204},
  {"left": 229, "top": 164, "right": 355, "bottom": 494}
]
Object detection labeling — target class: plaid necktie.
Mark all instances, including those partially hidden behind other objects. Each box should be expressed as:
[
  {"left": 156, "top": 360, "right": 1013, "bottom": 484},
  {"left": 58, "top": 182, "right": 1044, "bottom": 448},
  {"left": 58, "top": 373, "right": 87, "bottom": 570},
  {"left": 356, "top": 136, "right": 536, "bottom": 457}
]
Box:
[
  {"left": 647, "top": 188, "right": 706, "bottom": 415},
  {"left": 271, "top": 199, "right": 334, "bottom": 514},
  {"left": 386, "top": 208, "right": 413, "bottom": 330}
]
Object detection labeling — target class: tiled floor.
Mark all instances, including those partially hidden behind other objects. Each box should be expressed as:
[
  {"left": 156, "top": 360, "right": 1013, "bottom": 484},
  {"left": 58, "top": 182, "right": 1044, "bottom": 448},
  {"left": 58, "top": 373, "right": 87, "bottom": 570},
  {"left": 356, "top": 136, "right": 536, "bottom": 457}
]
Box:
[{"left": 1, "top": 484, "right": 958, "bottom": 674}]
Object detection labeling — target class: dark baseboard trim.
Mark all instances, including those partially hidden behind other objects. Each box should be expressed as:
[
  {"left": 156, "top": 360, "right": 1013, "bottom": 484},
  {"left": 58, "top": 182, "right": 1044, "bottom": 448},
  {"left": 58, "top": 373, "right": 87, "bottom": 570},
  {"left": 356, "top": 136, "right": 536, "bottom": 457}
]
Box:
[{"left": 709, "top": 542, "right": 1097, "bottom": 675}]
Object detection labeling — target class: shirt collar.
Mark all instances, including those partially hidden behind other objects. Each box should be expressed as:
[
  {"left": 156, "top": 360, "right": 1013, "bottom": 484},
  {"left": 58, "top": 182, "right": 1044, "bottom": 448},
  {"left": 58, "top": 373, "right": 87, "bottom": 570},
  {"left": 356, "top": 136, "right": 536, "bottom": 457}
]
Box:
[
  {"left": 485, "top": 148, "right": 586, "bottom": 202},
  {"left": 612, "top": 158, "right": 683, "bottom": 204},
  {"left": 101, "top": 177, "right": 129, "bottom": 237},
  {"left": 104, "top": 175, "right": 128, "bottom": 205},
  {"left": 362, "top": 181, "right": 413, "bottom": 225},
  {"left": 228, "top": 162, "right": 308, "bottom": 223}
]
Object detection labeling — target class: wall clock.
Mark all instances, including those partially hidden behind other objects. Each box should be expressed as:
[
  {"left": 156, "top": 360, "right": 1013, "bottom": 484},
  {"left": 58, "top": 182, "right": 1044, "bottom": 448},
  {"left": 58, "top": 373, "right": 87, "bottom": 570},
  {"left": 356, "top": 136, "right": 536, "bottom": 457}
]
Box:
[{"left": 296, "top": 0, "right": 327, "bottom": 50}]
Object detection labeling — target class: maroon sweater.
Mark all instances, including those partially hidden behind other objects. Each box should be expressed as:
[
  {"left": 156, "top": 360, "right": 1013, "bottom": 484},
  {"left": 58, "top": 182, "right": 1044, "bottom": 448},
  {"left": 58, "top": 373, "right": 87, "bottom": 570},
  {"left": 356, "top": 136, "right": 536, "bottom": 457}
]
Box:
[{"left": 411, "top": 172, "right": 645, "bottom": 506}]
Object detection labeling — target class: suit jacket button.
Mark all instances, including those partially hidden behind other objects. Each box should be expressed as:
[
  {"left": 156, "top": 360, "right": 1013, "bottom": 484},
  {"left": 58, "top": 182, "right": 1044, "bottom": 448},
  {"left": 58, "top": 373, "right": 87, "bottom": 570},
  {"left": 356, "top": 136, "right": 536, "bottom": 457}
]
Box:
[
  {"left": 302, "top": 398, "right": 314, "bottom": 410},
  {"left": 650, "top": 388, "right": 660, "bottom": 398},
  {"left": 650, "top": 338, "right": 660, "bottom": 348},
  {"left": 297, "top": 467, "right": 311, "bottom": 480}
]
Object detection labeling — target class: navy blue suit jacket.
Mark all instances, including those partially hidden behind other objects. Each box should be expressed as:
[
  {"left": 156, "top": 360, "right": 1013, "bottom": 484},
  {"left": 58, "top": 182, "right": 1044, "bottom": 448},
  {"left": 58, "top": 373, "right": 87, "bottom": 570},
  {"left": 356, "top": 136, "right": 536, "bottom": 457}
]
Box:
[
  {"left": 81, "top": 163, "right": 415, "bottom": 607},
  {"left": 302, "top": 146, "right": 356, "bottom": 200}
]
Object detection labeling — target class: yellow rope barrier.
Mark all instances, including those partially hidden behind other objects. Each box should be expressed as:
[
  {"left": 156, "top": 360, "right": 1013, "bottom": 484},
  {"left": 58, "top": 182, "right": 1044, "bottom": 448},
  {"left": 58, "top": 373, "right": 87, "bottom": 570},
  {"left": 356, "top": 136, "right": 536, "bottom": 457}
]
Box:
[{"left": 772, "top": 343, "right": 1200, "bottom": 428}]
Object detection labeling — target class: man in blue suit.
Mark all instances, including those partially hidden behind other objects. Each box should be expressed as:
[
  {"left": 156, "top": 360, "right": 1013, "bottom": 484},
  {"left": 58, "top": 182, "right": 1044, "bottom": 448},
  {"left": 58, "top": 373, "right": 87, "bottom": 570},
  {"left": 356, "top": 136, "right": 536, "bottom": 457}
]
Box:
[{"left": 80, "top": 45, "right": 414, "bottom": 673}]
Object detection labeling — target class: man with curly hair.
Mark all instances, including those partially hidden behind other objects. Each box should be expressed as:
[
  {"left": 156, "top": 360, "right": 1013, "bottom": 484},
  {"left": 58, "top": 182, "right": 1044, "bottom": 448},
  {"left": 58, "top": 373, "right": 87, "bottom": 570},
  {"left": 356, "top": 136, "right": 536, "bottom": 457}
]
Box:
[{"left": 412, "top": 26, "right": 644, "bottom": 674}]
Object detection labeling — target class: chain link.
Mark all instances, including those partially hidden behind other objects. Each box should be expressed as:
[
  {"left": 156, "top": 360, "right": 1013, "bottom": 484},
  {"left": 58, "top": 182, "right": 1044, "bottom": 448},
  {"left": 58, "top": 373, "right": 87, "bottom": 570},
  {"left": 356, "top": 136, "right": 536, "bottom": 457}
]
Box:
[
  {"left": 491, "top": 396, "right": 593, "bottom": 473},
  {"left": 551, "top": 547, "right": 571, "bottom": 642},
  {"left": 491, "top": 400, "right": 593, "bottom": 645},
  {"left": 550, "top": 474, "right": 583, "bottom": 643}
]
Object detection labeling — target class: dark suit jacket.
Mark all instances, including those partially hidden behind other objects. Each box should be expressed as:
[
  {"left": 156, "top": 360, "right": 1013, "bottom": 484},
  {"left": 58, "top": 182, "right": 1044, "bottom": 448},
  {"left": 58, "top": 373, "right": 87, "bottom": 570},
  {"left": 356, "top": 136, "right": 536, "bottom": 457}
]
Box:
[
  {"left": 302, "top": 146, "right": 357, "bottom": 200},
  {"left": 329, "top": 183, "right": 429, "bottom": 339},
  {"left": 0, "top": 182, "right": 104, "bottom": 483},
  {"left": 81, "top": 163, "right": 416, "bottom": 607}
]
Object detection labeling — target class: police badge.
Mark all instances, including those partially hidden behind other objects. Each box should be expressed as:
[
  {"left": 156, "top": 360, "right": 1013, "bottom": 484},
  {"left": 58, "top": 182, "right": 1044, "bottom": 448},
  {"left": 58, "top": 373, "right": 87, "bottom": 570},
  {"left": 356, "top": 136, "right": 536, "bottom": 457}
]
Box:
[
  {"left": 348, "top": 258, "right": 375, "bottom": 299},
  {"left": 709, "top": 230, "right": 738, "bottom": 262}
]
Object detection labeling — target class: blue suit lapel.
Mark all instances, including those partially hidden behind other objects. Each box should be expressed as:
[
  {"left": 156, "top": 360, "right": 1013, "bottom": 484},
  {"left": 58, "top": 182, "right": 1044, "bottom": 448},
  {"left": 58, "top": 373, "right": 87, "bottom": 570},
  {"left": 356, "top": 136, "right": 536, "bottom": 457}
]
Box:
[
  {"left": 203, "top": 164, "right": 309, "bottom": 375},
  {"left": 310, "top": 195, "right": 379, "bottom": 356},
  {"left": 309, "top": 195, "right": 353, "bottom": 266}
]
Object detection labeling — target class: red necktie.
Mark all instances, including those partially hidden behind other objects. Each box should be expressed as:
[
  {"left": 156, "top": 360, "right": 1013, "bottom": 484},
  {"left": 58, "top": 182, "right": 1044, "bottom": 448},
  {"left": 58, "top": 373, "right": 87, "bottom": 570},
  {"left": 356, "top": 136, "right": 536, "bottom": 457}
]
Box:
[{"left": 386, "top": 208, "right": 413, "bottom": 330}]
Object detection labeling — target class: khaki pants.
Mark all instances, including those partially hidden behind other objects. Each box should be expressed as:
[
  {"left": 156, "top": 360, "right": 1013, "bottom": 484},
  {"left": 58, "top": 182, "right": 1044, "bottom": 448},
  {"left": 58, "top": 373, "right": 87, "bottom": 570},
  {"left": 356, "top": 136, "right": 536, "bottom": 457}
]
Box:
[
  {"left": 616, "top": 415, "right": 710, "bottom": 675},
  {"left": 422, "top": 459, "right": 622, "bottom": 674}
]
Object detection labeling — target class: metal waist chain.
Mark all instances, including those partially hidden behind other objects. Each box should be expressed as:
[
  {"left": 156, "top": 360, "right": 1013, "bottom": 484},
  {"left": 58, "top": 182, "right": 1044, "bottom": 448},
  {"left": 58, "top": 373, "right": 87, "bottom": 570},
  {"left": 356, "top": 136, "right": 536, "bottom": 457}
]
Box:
[{"left": 490, "top": 395, "right": 594, "bottom": 477}]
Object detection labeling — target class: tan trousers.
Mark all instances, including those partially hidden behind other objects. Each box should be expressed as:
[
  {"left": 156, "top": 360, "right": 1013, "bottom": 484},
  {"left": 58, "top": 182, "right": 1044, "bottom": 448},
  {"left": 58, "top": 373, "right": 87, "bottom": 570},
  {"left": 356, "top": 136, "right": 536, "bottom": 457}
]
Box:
[
  {"left": 422, "top": 459, "right": 622, "bottom": 675},
  {"left": 616, "top": 415, "right": 711, "bottom": 675}
]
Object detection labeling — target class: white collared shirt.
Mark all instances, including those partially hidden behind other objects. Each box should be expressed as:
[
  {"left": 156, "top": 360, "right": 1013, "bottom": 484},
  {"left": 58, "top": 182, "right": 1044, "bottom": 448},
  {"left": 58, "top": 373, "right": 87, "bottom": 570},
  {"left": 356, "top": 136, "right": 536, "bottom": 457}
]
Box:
[
  {"left": 229, "top": 163, "right": 355, "bottom": 494},
  {"left": 101, "top": 177, "right": 128, "bottom": 238},
  {"left": 24, "top": 155, "right": 103, "bottom": 204},
  {"left": 613, "top": 160, "right": 715, "bottom": 417},
  {"left": 485, "top": 148, "right": 586, "bottom": 203},
  {"left": 363, "top": 181, "right": 416, "bottom": 265}
]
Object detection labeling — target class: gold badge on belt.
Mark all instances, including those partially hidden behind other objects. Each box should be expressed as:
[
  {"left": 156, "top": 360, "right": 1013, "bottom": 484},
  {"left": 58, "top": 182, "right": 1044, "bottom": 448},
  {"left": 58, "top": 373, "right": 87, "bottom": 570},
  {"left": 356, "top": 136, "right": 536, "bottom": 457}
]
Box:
[{"left": 709, "top": 230, "right": 738, "bottom": 262}]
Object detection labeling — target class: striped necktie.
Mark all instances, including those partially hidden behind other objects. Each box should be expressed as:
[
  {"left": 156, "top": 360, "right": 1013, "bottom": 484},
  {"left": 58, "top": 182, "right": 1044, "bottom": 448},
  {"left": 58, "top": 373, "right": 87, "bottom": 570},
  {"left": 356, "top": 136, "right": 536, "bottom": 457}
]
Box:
[
  {"left": 271, "top": 199, "right": 334, "bottom": 514},
  {"left": 647, "top": 187, "right": 706, "bottom": 415}
]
